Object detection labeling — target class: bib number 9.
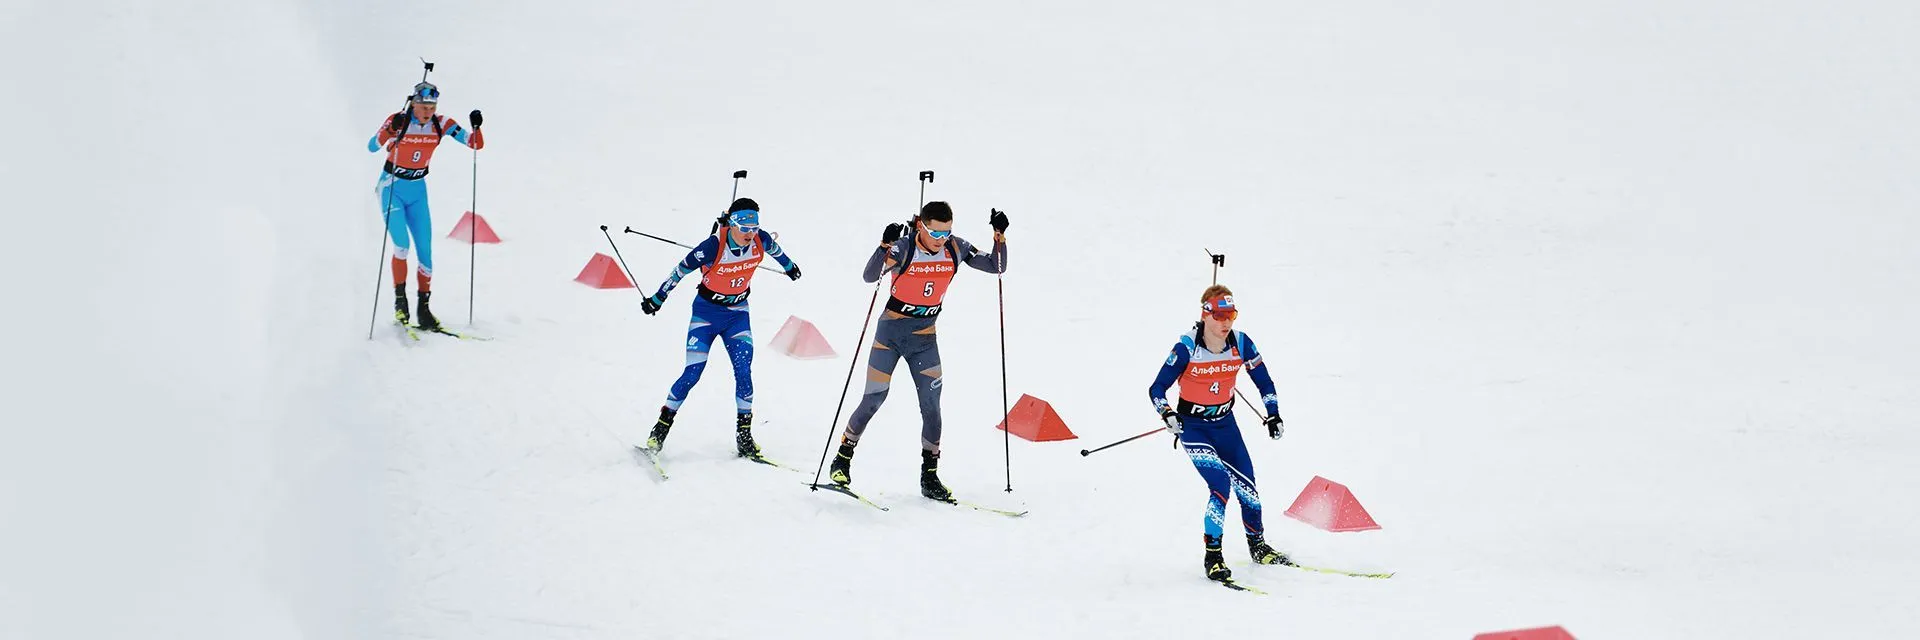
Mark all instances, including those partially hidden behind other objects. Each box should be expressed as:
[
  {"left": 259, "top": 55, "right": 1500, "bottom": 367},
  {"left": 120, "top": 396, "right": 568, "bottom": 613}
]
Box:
[{"left": 411, "top": 150, "right": 422, "bottom": 163}]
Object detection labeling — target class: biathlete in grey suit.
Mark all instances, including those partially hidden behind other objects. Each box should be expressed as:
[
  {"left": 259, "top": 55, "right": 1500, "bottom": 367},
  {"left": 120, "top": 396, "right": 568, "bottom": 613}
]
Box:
[{"left": 828, "top": 202, "right": 1009, "bottom": 501}]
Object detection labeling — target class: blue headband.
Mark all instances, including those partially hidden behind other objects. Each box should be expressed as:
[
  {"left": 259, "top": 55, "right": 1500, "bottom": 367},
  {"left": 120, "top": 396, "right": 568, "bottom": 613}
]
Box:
[{"left": 729, "top": 209, "right": 760, "bottom": 228}]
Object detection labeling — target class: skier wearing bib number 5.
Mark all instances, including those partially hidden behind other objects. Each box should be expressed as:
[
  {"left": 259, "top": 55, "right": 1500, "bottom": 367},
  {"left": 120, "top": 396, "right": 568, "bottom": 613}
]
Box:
[
  {"left": 1148, "top": 285, "right": 1290, "bottom": 583},
  {"left": 827, "top": 202, "right": 1008, "bottom": 502},
  {"left": 639, "top": 198, "right": 802, "bottom": 461},
  {"left": 368, "top": 80, "right": 484, "bottom": 330}
]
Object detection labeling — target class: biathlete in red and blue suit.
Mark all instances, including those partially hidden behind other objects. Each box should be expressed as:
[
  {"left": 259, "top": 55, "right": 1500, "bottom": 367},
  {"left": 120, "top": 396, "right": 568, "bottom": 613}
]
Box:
[
  {"left": 639, "top": 198, "right": 801, "bottom": 460},
  {"left": 1148, "top": 284, "right": 1291, "bottom": 583}
]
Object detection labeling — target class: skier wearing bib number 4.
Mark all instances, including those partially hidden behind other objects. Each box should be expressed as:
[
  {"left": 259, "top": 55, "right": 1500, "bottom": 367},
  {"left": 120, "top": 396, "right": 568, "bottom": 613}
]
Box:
[
  {"left": 1148, "top": 285, "right": 1290, "bottom": 583},
  {"left": 368, "top": 80, "right": 484, "bottom": 331},
  {"left": 827, "top": 202, "right": 1008, "bottom": 502},
  {"left": 639, "top": 198, "right": 802, "bottom": 460}
]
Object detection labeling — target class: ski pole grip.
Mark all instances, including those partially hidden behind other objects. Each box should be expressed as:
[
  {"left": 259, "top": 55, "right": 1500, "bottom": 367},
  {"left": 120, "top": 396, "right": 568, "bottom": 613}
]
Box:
[
  {"left": 919, "top": 170, "right": 935, "bottom": 183},
  {"left": 733, "top": 170, "right": 748, "bottom": 179},
  {"left": 599, "top": 225, "right": 608, "bottom": 231}
]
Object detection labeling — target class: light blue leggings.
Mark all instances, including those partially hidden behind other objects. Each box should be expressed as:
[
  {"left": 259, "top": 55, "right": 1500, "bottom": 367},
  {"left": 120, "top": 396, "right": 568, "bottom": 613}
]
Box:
[{"left": 377, "top": 174, "right": 433, "bottom": 274}]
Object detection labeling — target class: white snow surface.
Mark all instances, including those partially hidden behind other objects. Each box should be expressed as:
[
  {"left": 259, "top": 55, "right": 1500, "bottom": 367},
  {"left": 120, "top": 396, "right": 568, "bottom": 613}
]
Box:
[{"left": 3, "top": 1, "right": 1918, "bottom": 638}]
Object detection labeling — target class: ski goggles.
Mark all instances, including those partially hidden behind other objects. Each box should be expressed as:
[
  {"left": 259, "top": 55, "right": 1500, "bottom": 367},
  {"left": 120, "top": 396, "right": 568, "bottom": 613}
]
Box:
[
  {"left": 729, "top": 209, "right": 760, "bottom": 230},
  {"left": 1201, "top": 295, "right": 1238, "bottom": 321},
  {"left": 924, "top": 227, "right": 952, "bottom": 240},
  {"left": 412, "top": 81, "right": 440, "bottom": 104}
]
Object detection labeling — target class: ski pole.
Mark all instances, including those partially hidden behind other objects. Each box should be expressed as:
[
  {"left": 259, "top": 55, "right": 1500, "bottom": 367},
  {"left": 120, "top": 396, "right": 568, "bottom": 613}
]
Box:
[
  {"left": 1079, "top": 426, "right": 1170, "bottom": 457},
  {"left": 1233, "top": 389, "right": 1269, "bottom": 422},
  {"left": 468, "top": 139, "right": 478, "bottom": 325},
  {"left": 731, "top": 169, "right": 747, "bottom": 201},
  {"left": 598, "top": 225, "right": 650, "bottom": 308},
  {"left": 366, "top": 60, "right": 433, "bottom": 339},
  {"left": 809, "top": 170, "right": 934, "bottom": 488},
  {"left": 621, "top": 226, "right": 786, "bottom": 274},
  {"left": 808, "top": 276, "right": 885, "bottom": 489},
  {"left": 993, "top": 208, "right": 1012, "bottom": 493}
]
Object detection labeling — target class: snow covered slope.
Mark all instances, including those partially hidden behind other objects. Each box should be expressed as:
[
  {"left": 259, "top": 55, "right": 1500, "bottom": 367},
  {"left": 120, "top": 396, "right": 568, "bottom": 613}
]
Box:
[{"left": 3, "top": 0, "right": 1916, "bottom": 638}]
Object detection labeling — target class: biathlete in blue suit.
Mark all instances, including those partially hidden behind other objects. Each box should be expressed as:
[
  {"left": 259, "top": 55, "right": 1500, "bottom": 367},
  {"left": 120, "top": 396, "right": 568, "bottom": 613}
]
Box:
[
  {"left": 1147, "top": 284, "right": 1290, "bottom": 582},
  {"left": 639, "top": 198, "right": 801, "bottom": 459}
]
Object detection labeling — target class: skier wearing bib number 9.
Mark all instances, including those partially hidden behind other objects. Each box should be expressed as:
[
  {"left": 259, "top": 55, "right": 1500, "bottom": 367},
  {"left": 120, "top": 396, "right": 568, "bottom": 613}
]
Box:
[
  {"left": 1147, "top": 285, "right": 1290, "bottom": 583},
  {"left": 639, "top": 198, "right": 802, "bottom": 462},
  {"left": 368, "top": 80, "right": 484, "bottom": 331},
  {"left": 826, "top": 202, "right": 1008, "bottom": 502}
]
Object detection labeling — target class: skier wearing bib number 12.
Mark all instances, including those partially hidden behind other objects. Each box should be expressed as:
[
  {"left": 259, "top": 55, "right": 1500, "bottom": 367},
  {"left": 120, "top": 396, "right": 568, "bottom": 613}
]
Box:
[
  {"left": 639, "top": 198, "right": 802, "bottom": 461},
  {"left": 368, "top": 80, "right": 484, "bottom": 330},
  {"left": 1148, "top": 285, "right": 1290, "bottom": 583},
  {"left": 826, "top": 202, "right": 1009, "bottom": 502}
]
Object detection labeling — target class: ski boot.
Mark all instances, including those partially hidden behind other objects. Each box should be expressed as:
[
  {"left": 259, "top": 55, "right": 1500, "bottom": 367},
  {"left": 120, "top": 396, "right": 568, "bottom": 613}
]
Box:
[
  {"left": 393, "top": 284, "right": 410, "bottom": 325},
  {"left": 734, "top": 411, "right": 761, "bottom": 458},
  {"left": 415, "top": 290, "right": 441, "bottom": 330},
  {"left": 645, "top": 406, "right": 676, "bottom": 451},
  {"left": 1204, "top": 535, "right": 1232, "bottom": 581},
  {"left": 1248, "top": 534, "right": 1290, "bottom": 566},
  {"left": 919, "top": 449, "right": 953, "bottom": 502},
  {"left": 828, "top": 438, "right": 855, "bottom": 486}
]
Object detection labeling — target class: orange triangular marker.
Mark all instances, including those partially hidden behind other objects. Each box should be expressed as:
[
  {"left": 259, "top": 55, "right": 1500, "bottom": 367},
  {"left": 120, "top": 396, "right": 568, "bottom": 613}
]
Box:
[
  {"left": 995, "top": 394, "right": 1078, "bottom": 442},
  {"left": 573, "top": 253, "right": 633, "bottom": 289}
]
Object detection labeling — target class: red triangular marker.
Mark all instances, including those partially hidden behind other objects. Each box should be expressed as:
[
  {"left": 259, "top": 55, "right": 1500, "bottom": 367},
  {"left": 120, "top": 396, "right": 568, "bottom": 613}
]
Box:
[
  {"left": 573, "top": 253, "right": 632, "bottom": 289},
  {"left": 1472, "top": 626, "right": 1577, "bottom": 640},
  {"left": 769, "top": 316, "right": 836, "bottom": 360},
  {"left": 995, "top": 394, "right": 1078, "bottom": 442},
  {"left": 1282, "top": 475, "right": 1382, "bottom": 532},
  {"left": 448, "top": 211, "right": 501, "bottom": 244}
]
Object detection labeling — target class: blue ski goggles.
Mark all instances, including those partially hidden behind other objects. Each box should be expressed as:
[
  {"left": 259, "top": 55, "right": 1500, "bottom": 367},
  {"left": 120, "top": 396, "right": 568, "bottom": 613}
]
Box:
[
  {"left": 925, "top": 227, "right": 952, "bottom": 240},
  {"left": 412, "top": 81, "right": 440, "bottom": 104}
]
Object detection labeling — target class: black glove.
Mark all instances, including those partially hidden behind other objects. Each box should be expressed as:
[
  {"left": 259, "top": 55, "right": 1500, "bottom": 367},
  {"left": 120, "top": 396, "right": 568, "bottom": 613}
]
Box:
[
  {"left": 785, "top": 264, "right": 802, "bottom": 281},
  {"left": 711, "top": 213, "right": 730, "bottom": 235},
  {"left": 641, "top": 293, "right": 664, "bottom": 315},
  {"left": 388, "top": 112, "right": 409, "bottom": 132},
  {"left": 1264, "top": 413, "right": 1285, "bottom": 440},
  {"left": 882, "top": 222, "right": 907, "bottom": 244},
  {"left": 989, "top": 209, "right": 1010, "bottom": 233},
  {"left": 468, "top": 109, "right": 483, "bottom": 129}
]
